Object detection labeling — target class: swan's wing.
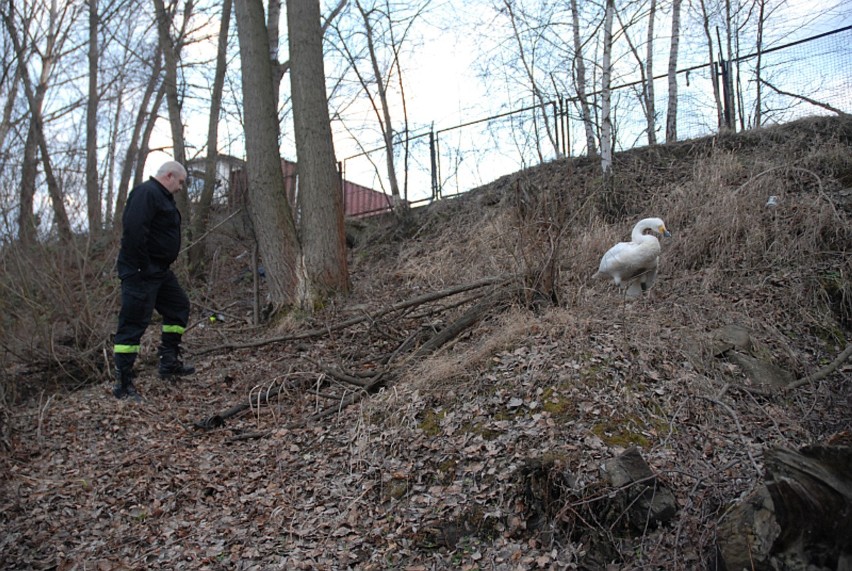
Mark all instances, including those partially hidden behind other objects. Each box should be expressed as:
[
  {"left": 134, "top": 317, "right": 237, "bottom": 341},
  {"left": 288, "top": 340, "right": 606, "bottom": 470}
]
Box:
[
  {"left": 598, "top": 242, "right": 632, "bottom": 275},
  {"left": 599, "top": 241, "right": 659, "bottom": 280}
]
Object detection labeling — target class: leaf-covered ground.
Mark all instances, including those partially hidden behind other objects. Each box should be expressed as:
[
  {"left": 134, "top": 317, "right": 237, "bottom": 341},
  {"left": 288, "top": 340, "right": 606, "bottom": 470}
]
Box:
[{"left": 2, "top": 116, "right": 851, "bottom": 570}]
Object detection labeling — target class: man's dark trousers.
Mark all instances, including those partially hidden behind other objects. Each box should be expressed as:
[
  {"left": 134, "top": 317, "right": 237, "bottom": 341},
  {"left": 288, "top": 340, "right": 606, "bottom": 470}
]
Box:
[{"left": 114, "top": 266, "right": 190, "bottom": 372}]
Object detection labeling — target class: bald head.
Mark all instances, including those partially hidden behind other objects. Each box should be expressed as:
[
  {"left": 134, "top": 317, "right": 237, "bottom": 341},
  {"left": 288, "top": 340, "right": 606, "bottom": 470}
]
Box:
[{"left": 155, "top": 161, "right": 187, "bottom": 194}]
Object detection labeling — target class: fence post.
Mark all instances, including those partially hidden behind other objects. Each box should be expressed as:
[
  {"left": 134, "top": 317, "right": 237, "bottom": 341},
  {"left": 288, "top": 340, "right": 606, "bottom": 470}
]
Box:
[
  {"left": 719, "top": 58, "right": 735, "bottom": 130},
  {"left": 429, "top": 128, "right": 439, "bottom": 200},
  {"left": 552, "top": 101, "right": 560, "bottom": 158}
]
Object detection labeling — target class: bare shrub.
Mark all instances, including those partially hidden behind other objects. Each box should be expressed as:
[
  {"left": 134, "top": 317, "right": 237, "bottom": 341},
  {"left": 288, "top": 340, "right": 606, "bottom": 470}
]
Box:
[{"left": 0, "top": 236, "right": 119, "bottom": 402}]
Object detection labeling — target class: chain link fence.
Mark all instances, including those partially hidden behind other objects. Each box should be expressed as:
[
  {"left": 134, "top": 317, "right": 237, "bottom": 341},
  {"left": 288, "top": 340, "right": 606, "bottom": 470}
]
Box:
[{"left": 341, "top": 25, "right": 852, "bottom": 215}]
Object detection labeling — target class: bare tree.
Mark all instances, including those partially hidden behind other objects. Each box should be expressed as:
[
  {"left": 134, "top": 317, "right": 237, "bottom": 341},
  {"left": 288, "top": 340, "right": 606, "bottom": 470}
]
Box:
[
  {"left": 0, "top": 34, "right": 22, "bottom": 154},
  {"left": 645, "top": 0, "right": 657, "bottom": 145},
  {"left": 153, "top": 0, "right": 193, "bottom": 218},
  {"left": 665, "top": 0, "right": 682, "bottom": 142},
  {"left": 614, "top": 1, "right": 657, "bottom": 146},
  {"left": 1, "top": 0, "right": 76, "bottom": 243},
  {"left": 288, "top": 0, "right": 349, "bottom": 301},
  {"left": 329, "top": 0, "right": 427, "bottom": 219},
  {"left": 86, "top": 0, "right": 101, "bottom": 238},
  {"left": 599, "top": 0, "right": 614, "bottom": 174},
  {"left": 188, "top": 0, "right": 233, "bottom": 280},
  {"left": 501, "top": 0, "right": 559, "bottom": 160},
  {"left": 753, "top": 0, "right": 765, "bottom": 127},
  {"left": 234, "top": 0, "right": 303, "bottom": 312},
  {"left": 113, "top": 49, "right": 165, "bottom": 226},
  {"left": 570, "top": 0, "right": 598, "bottom": 157},
  {"left": 697, "top": 0, "right": 725, "bottom": 129}
]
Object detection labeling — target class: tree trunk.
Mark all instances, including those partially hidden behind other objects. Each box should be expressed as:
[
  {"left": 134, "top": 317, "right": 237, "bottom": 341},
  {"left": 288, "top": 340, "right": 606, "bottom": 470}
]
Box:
[
  {"left": 188, "top": 0, "right": 232, "bottom": 280},
  {"left": 0, "top": 55, "right": 21, "bottom": 152},
  {"left": 698, "top": 0, "right": 724, "bottom": 130},
  {"left": 133, "top": 84, "right": 167, "bottom": 189},
  {"left": 600, "top": 0, "right": 614, "bottom": 174},
  {"left": 235, "top": 0, "right": 303, "bottom": 312},
  {"left": 267, "top": 0, "right": 286, "bottom": 103},
  {"left": 356, "top": 0, "right": 403, "bottom": 208},
  {"left": 153, "top": 0, "right": 190, "bottom": 217},
  {"left": 114, "top": 50, "right": 164, "bottom": 228},
  {"left": 716, "top": 443, "right": 852, "bottom": 570},
  {"left": 645, "top": 0, "right": 657, "bottom": 145},
  {"left": 86, "top": 0, "right": 101, "bottom": 239},
  {"left": 570, "top": 0, "right": 597, "bottom": 157},
  {"left": 288, "top": 0, "right": 349, "bottom": 303},
  {"left": 104, "top": 87, "right": 122, "bottom": 229},
  {"left": 18, "top": 121, "right": 39, "bottom": 244},
  {"left": 665, "top": 0, "right": 682, "bottom": 143},
  {"left": 754, "top": 0, "right": 765, "bottom": 128}
]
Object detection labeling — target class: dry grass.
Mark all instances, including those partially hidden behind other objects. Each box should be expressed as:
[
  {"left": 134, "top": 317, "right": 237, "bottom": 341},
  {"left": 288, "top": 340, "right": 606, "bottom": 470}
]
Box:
[{"left": 355, "top": 114, "right": 851, "bottom": 443}]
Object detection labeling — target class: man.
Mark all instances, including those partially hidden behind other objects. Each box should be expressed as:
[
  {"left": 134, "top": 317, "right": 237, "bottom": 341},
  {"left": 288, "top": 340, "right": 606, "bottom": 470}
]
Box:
[{"left": 112, "top": 160, "right": 195, "bottom": 401}]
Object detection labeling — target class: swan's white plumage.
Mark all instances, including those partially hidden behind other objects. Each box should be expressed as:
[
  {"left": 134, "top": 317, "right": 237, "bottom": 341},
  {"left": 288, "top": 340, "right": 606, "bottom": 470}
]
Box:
[{"left": 595, "top": 217, "right": 671, "bottom": 298}]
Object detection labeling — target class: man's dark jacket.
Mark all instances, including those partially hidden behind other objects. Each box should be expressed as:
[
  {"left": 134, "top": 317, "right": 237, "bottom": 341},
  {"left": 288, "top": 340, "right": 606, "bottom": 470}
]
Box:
[{"left": 117, "top": 177, "right": 182, "bottom": 279}]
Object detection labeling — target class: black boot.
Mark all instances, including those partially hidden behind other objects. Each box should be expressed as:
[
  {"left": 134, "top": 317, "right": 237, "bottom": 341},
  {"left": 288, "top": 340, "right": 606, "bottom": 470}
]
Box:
[
  {"left": 113, "top": 368, "right": 142, "bottom": 402},
  {"left": 113, "top": 352, "right": 142, "bottom": 401},
  {"left": 158, "top": 345, "right": 195, "bottom": 379}
]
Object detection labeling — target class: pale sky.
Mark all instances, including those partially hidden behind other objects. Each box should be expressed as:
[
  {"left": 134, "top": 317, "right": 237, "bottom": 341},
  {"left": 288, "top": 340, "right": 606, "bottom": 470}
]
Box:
[{"left": 146, "top": 0, "right": 852, "bottom": 200}]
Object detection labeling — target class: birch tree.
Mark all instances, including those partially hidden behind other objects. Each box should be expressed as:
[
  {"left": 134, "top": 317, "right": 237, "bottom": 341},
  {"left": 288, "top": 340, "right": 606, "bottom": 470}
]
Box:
[
  {"left": 645, "top": 0, "right": 657, "bottom": 145},
  {"left": 599, "top": 0, "right": 614, "bottom": 174}
]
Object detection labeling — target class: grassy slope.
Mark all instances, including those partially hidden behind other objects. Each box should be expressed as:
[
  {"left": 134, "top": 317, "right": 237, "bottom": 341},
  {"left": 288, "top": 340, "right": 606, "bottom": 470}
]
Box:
[{"left": 1, "top": 115, "right": 850, "bottom": 570}]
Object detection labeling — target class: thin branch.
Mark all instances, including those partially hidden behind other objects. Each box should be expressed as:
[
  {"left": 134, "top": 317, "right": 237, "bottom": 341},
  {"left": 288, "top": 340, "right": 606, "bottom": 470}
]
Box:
[{"left": 760, "top": 79, "right": 850, "bottom": 117}]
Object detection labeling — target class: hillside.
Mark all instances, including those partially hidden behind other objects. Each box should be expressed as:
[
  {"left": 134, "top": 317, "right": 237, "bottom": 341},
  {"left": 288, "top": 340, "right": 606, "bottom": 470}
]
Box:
[{"left": 2, "top": 115, "right": 851, "bottom": 570}]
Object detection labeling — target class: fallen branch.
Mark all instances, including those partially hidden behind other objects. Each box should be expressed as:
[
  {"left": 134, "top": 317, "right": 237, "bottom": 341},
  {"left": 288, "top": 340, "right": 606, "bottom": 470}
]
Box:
[
  {"left": 195, "top": 275, "right": 509, "bottom": 355},
  {"left": 307, "top": 373, "right": 387, "bottom": 423},
  {"left": 303, "top": 356, "right": 375, "bottom": 388},
  {"left": 229, "top": 283, "right": 513, "bottom": 435},
  {"left": 412, "top": 287, "right": 511, "bottom": 359},
  {"left": 784, "top": 343, "right": 852, "bottom": 392}
]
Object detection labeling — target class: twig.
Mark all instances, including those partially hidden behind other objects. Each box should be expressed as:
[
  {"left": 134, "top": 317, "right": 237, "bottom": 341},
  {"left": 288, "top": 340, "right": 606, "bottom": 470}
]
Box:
[
  {"left": 760, "top": 79, "right": 851, "bottom": 117},
  {"left": 784, "top": 343, "right": 852, "bottom": 392}
]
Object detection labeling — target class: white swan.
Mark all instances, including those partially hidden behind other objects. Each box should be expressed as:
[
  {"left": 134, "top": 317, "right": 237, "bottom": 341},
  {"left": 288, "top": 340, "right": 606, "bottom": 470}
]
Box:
[{"left": 595, "top": 217, "right": 671, "bottom": 298}]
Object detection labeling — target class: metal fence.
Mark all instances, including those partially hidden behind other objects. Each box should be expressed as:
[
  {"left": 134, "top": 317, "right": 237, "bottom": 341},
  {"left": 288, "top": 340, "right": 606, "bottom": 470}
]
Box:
[{"left": 341, "top": 25, "right": 852, "bottom": 215}]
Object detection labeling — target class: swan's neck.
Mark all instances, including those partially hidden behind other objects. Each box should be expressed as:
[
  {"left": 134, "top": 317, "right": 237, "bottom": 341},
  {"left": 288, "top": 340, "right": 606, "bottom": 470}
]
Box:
[{"left": 631, "top": 228, "right": 658, "bottom": 243}]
